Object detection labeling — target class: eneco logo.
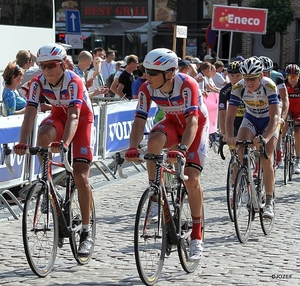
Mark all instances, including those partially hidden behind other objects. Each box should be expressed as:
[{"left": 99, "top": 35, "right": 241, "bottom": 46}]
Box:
[{"left": 218, "top": 9, "right": 260, "bottom": 28}]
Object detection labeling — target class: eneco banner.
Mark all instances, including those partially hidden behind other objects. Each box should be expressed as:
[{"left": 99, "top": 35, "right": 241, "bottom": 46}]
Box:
[{"left": 212, "top": 5, "right": 268, "bottom": 34}]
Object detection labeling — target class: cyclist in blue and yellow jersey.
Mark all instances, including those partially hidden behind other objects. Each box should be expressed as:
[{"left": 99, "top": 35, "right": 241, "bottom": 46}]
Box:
[
  {"left": 259, "top": 56, "right": 289, "bottom": 165},
  {"left": 226, "top": 57, "right": 280, "bottom": 219},
  {"left": 219, "top": 61, "right": 246, "bottom": 140}
]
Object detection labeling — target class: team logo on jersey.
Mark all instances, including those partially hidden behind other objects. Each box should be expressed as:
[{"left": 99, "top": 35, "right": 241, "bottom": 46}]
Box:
[
  {"left": 232, "top": 83, "right": 243, "bottom": 91},
  {"left": 139, "top": 92, "right": 145, "bottom": 109},
  {"left": 32, "top": 82, "right": 39, "bottom": 101},
  {"left": 80, "top": 147, "right": 88, "bottom": 155},
  {"left": 266, "top": 83, "right": 276, "bottom": 92}
]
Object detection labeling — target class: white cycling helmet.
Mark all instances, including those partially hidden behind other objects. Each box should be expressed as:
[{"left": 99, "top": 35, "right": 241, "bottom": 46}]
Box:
[
  {"left": 259, "top": 56, "right": 273, "bottom": 72},
  {"left": 37, "top": 43, "right": 67, "bottom": 63},
  {"left": 143, "top": 48, "right": 178, "bottom": 71},
  {"left": 239, "top": 57, "right": 263, "bottom": 75}
]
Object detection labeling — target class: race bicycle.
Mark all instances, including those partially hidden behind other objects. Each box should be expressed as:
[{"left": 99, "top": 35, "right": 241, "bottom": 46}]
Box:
[
  {"left": 233, "top": 136, "right": 275, "bottom": 243},
  {"left": 2, "top": 142, "right": 96, "bottom": 277},
  {"left": 117, "top": 151, "right": 204, "bottom": 285}
]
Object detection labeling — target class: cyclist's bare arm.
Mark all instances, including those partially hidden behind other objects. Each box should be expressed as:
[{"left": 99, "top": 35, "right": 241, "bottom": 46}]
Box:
[
  {"left": 19, "top": 105, "right": 38, "bottom": 145},
  {"left": 129, "top": 117, "right": 146, "bottom": 149},
  {"left": 279, "top": 87, "right": 289, "bottom": 120},
  {"left": 219, "top": 109, "right": 227, "bottom": 136},
  {"left": 225, "top": 104, "right": 238, "bottom": 144}
]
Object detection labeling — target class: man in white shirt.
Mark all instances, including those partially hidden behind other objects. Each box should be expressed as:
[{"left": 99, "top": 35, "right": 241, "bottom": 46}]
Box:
[
  {"left": 101, "top": 49, "right": 116, "bottom": 82},
  {"left": 212, "top": 60, "right": 228, "bottom": 88}
]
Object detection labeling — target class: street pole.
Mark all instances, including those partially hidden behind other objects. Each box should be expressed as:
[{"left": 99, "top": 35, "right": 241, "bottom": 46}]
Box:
[{"left": 147, "top": 0, "right": 153, "bottom": 52}]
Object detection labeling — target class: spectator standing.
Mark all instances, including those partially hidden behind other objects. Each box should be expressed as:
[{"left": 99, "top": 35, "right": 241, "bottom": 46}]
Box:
[
  {"left": 212, "top": 60, "right": 228, "bottom": 88},
  {"left": 203, "top": 54, "right": 214, "bottom": 63},
  {"left": 199, "top": 40, "right": 208, "bottom": 61},
  {"left": 178, "top": 59, "right": 191, "bottom": 74},
  {"left": 2, "top": 62, "right": 26, "bottom": 116},
  {"left": 132, "top": 63, "right": 147, "bottom": 99},
  {"left": 87, "top": 57, "right": 109, "bottom": 98},
  {"left": 109, "top": 58, "right": 127, "bottom": 96},
  {"left": 106, "top": 60, "right": 123, "bottom": 97},
  {"left": 101, "top": 49, "right": 116, "bottom": 82},
  {"left": 116, "top": 54, "right": 139, "bottom": 100},
  {"left": 74, "top": 51, "right": 94, "bottom": 89},
  {"left": 16, "top": 50, "right": 40, "bottom": 89}
]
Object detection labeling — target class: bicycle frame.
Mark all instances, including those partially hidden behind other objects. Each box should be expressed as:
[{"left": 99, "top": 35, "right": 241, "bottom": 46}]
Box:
[
  {"left": 39, "top": 149, "right": 74, "bottom": 238},
  {"left": 145, "top": 154, "right": 187, "bottom": 246}
]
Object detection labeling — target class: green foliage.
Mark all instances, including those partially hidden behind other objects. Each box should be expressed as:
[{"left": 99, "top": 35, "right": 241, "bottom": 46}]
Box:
[{"left": 249, "top": 0, "right": 294, "bottom": 34}]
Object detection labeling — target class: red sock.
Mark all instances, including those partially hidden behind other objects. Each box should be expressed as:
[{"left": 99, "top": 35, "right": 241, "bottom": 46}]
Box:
[{"left": 191, "top": 216, "right": 202, "bottom": 240}]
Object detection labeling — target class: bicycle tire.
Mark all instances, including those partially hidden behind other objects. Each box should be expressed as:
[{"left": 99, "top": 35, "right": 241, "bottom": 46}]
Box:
[
  {"left": 259, "top": 184, "right": 275, "bottom": 236},
  {"left": 289, "top": 137, "right": 295, "bottom": 181},
  {"left": 69, "top": 187, "right": 96, "bottom": 264},
  {"left": 22, "top": 182, "right": 58, "bottom": 277},
  {"left": 134, "top": 187, "right": 166, "bottom": 286},
  {"left": 178, "top": 187, "right": 203, "bottom": 273},
  {"left": 226, "top": 155, "right": 238, "bottom": 222},
  {"left": 283, "top": 136, "right": 291, "bottom": 185},
  {"left": 233, "top": 168, "right": 252, "bottom": 243}
]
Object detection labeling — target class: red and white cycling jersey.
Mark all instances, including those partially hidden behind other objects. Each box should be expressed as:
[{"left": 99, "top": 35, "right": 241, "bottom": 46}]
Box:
[
  {"left": 27, "top": 70, "right": 94, "bottom": 122},
  {"left": 136, "top": 73, "right": 208, "bottom": 127}
]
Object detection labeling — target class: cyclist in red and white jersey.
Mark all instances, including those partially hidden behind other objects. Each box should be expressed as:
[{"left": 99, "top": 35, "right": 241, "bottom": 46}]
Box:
[
  {"left": 283, "top": 64, "right": 300, "bottom": 174},
  {"left": 14, "top": 43, "right": 95, "bottom": 258},
  {"left": 125, "top": 48, "right": 209, "bottom": 261}
]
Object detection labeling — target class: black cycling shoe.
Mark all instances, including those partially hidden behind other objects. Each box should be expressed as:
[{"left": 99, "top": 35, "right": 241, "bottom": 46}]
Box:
[{"left": 78, "top": 231, "right": 94, "bottom": 258}]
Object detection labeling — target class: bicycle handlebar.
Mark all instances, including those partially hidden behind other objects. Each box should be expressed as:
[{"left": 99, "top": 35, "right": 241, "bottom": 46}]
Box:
[
  {"left": 116, "top": 151, "right": 189, "bottom": 181},
  {"left": 1, "top": 141, "right": 73, "bottom": 173},
  {"left": 236, "top": 135, "right": 268, "bottom": 160}
]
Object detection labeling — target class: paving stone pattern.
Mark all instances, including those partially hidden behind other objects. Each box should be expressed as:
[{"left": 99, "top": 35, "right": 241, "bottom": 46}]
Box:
[{"left": 0, "top": 151, "right": 299, "bottom": 285}]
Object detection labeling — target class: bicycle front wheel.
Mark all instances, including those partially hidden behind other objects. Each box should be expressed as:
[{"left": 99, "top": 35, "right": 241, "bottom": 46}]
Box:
[
  {"left": 134, "top": 187, "right": 166, "bottom": 286},
  {"left": 283, "top": 136, "right": 291, "bottom": 185},
  {"left": 22, "top": 182, "right": 58, "bottom": 277},
  {"left": 226, "top": 155, "right": 238, "bottom": 222},
  {"left": 233, "top": 168, "right": 252, "bottom": 243},
  {"left": 69, "top": 187, "right": 96, "bottom": 265},
  {"left": 178, "top": 188, "right": 203, "bottom": 273}
]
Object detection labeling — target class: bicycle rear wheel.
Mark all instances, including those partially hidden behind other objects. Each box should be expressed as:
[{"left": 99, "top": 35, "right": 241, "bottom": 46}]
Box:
[
  {"left": 283, "top": 136, "right": 291, "bottom": 185},
  {"left": 226, "top": 155, "right": 238, "bottom": 222},
  {"left": 178, "top": 187, "right": 203, "bottom": 273},
  {"left": 22, "top": 182, "right": 58, "bottom": 277},
  {"left": 134, "top": 187, "right": 166, "bottom": 286},
  {"left": 289, "top": 138, "right": 295, "bottom": 181},
  {"left": 233, "top": 168, "right": 252, "bottom": 243},
  {"left": 69, "top": 187, "right": 96, "bottom": 264}
]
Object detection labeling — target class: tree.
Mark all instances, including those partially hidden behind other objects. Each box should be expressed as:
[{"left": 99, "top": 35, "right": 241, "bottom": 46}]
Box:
[{"left": 249, "top": 0, "right": 295, "bottom": 65}]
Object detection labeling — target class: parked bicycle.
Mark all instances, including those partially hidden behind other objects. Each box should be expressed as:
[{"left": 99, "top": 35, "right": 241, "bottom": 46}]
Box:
[
  {"left": 118, "top": 151, "right": 204, "bottom": 285},
  {"left": 2, "top": 142, "right": 96, "bottom": 277},
  {"left": 232, "top": 136, "right": 275, "bottom": 243},
  {"left": 283, "top": 116, "right": 296, "bottom": 184}
]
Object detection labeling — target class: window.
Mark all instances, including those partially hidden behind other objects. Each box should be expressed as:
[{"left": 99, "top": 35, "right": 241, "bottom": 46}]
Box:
[{"left": 0, "top": 0, "right": 53, "bottom": 28}]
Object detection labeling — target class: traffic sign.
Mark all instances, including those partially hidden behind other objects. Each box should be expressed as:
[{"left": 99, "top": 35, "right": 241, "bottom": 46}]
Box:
[
  {"left": 65, "top": 10, "right": 81, "bottom": 34},
  {"left": 205, "top": 24, "right": 216, "bottom": 49}
]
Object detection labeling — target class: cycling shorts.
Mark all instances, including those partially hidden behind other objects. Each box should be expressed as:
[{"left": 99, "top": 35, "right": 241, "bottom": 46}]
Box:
[
  {"left": 151, "top": 117, "right": 209, "bottom": 171},
  {"left": 40, "top": 113, "right": 94, "bottom": 163}
]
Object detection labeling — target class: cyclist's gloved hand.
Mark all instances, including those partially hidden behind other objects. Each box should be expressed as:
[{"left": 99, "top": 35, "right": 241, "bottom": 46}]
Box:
[
  {"left": 50, "top": 141, "right": 68, "bottom": 153},
  {"left": 14, "top": 143, "right": 28, "bottom": 155},
  {"left": 125, "top": 148, "right": 139, "bottom": 162},
  {"left": 167, "top": 150, "right": 185, "bottom": 163}
]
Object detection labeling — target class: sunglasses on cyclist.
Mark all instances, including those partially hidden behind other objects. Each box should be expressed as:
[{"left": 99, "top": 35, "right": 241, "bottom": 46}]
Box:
[
  {"left": 243, "top": 74, "right": 261, "bottom": 82},
  {"left": 39, "top": 62, "right": 61, "bottom": 70},
  {"left": 145, "top": 69, "right": 163, "bottom": 77},
  {"left": 287, "top": 74, "right": 299, "bottom": 79}
]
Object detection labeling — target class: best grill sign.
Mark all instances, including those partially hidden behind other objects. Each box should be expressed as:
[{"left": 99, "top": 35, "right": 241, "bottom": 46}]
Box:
[{"left": 212, "top": 5, "right": 268, "bottom": 34}]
